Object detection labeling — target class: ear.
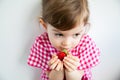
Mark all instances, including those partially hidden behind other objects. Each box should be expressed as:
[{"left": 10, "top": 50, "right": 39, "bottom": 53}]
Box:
[
  {"left": 83, "top": 23, "right": 90, "bottom": 34},
  {"left": 39, "top": 18, "right": 47, "bottom": 29}
]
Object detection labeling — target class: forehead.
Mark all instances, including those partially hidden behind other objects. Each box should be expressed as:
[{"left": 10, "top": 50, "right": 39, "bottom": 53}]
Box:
[{"left": 48, "top": 23, "right": 84, "bottom": 34}]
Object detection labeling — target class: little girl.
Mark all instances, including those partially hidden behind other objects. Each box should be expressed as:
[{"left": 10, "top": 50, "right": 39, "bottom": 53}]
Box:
[{"left": 27, "top": 0, "right": 100, "bottom": 80}]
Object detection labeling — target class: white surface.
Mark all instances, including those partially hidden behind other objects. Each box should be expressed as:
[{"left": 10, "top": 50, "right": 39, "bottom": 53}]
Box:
[{"left": 0, "top": 0, "right": 120, "bottom": 80}]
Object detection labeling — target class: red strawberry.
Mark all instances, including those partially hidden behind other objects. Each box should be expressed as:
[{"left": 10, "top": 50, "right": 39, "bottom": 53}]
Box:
[{"left": 57, "top": 49, "right": 68, "bottom": 61}]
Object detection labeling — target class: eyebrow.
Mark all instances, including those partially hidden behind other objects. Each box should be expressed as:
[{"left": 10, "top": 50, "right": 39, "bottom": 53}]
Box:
[
  {"left": 52, "top": 29, "right": 61, "bottom": 32},
  {"left": 52, "top": 28, "right": 83, "bottom": 33}
]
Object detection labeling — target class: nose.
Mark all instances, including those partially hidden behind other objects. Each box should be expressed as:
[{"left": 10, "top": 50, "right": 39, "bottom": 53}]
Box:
[{"left": 62, "top": 37, "right": 71, "bottom": 47}]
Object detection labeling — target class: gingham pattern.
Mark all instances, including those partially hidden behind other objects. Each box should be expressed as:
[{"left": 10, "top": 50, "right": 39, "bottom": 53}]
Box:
[{"left": 27, "top": 32, "right": 100, "bottom": 80}]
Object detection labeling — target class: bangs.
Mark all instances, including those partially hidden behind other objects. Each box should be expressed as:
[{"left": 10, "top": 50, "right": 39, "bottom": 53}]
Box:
[
  {"left": 48, "top": 10, "right": 88, "bottom": 31},
  {"left": 50, "top": 11, "right": 81, "bottom": 31}
]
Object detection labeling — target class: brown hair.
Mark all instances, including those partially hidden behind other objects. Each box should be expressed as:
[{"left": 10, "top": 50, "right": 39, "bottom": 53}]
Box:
[{"left": 42, "top": 0, "right": 89, "bottom": 31}]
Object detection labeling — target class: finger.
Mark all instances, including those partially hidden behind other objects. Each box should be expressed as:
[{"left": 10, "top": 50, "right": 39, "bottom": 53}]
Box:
[
  {"left": 68, "top": 55, "right": 80, "bottom": 67},
  {"left": 48, "top": 56, "right": 58, "bottom": 66},
  {"left": 67, "top": 55, "right": 79, "bottom": 62},
  {"left": 60, "top": 62, "right": 63, "bottom": 70},
  {"left": 63, "top": 62, "right": 73, "bottom": 72},
  {"left": 63, "top": 58, "right": 76, "bottom": 71},
  {"left": 50, "top": 59, "right": 59, "bottom": 70},
  {"left": 55, "top": 60, "right": 62, "bottom": 71},
  {"left": 64, "top": 57, "right": 79, "bottom": 67}
]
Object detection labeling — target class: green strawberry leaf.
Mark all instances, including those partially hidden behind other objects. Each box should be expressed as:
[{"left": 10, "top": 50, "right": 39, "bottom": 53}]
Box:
[{"left": 62, "top": 49, "right": 68, "bottom": 55}]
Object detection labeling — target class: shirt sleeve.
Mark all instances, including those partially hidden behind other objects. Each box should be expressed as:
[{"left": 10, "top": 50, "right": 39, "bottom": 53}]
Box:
[
  {"left": 27, "top": 36, "right": 50, "bottom": 71},
  {"left": 78, "top": 35, "right": 100, "bottom": 70}
]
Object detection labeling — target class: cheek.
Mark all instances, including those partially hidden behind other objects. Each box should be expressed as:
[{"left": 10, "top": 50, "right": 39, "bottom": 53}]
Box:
[
  {"left": 73, "top": 40, "right": 79, "bottom": 46},
  {"left": 50, "top": 38, "right": 58, "bottom": 46},
  {"left": 72, "top": 38, "right": 81, "bottom": 47},
  {"left": 48, "top": 36, "right": 61, "bottom": 48},
  {"left": 47, "top": 32, "right": 62, "bottom": 48}
]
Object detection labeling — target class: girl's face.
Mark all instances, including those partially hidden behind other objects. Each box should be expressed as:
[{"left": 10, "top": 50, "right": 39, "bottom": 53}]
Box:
[{"left": 46, "top": 24, "right": 85, "bottom": 51}]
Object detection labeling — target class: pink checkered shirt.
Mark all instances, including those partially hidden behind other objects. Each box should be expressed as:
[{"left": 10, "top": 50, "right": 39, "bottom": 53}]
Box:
[{"left": 27, "top": 32, "right": 100, "bottom": 80}]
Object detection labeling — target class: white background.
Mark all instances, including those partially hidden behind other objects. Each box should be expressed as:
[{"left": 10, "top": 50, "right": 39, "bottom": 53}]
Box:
[{"left": 0, "top": 0, "right": 120, "bottom": 80}]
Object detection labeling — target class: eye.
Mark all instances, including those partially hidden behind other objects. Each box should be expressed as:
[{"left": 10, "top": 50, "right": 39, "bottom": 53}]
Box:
[
  {"left": 73, "top": 33, "right": 80, "bottom": 38},
  {"left": 75, "top": 33, "right": 80, "bottom": 36},
  {"left": 55, "top": 33, "right": 63, "bottom": 37}
]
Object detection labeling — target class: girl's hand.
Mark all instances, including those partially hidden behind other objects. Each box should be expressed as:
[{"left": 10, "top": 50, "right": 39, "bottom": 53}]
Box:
[
  {"left": 48, "top": 54, "right": 63, "bottom": 71},
  {"left": 47, "top": 54, "right": 64, "bottom": 80},
  {"left": 63, "top": 54, "right": 80, "bottom": 72}
]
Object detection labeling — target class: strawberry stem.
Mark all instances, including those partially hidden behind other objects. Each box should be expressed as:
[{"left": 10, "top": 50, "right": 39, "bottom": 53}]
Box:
[{"left": 62, "top": 49, "right": 68, "bottom": 55}]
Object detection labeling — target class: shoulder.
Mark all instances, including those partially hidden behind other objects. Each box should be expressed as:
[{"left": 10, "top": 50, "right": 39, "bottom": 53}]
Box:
[
  {"left": 78, "top": 34, "right": 95, "bottom": 48},
  {"left": 77, "top": 35, "right": 100, "bottom": 69},
  {"left": 34, "top": 32, "right": 56, "bottom": 53},
  {"left": 35, "top": 32, "right": 50, "bottom": 45},
  {"left": 81, "top": 34, "right": 93, "bottom": 43},
  {"left": 36, "top": 32, "right": 49, "bottom": 42},
  {"left": 77, "top": 34, "right": 100, "bottom": 59}
]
